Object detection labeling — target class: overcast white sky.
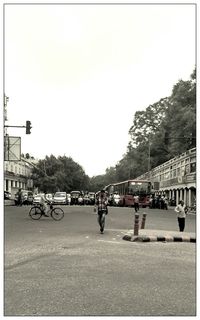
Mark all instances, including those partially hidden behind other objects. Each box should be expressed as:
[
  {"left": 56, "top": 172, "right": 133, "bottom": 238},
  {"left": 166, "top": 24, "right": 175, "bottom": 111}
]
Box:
[{"left": 4, "top": 3, "right": 196, "bottom": 177}]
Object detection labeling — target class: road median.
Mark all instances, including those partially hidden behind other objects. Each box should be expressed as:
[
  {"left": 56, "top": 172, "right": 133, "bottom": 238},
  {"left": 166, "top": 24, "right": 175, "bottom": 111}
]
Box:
[{"left": 123, "top": 229, "right": 196, "bottom": 243}]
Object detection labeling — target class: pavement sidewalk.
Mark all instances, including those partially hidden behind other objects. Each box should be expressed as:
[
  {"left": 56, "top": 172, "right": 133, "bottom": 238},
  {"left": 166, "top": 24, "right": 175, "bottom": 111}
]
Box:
[{"left": 123, "top": 229, "right": 196, "bottom": 243}]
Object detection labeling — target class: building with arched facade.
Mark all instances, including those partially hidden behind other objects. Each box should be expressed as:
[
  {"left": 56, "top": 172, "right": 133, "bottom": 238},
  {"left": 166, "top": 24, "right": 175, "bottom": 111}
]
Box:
[{"left": 136, "top": 148, "right": 196, "bottom": 207}]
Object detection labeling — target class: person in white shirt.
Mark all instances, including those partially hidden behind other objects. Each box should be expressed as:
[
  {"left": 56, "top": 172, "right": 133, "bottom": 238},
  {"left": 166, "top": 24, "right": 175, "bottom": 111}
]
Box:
[
  {"left": 133, "top": 194, "right": 139, "bottom": 212},
  {"left": 40, "top": 193, "right": 49, "bottom": 217},
  {"left": 174, "top": 200, "right": 188, "bottom": 232}
]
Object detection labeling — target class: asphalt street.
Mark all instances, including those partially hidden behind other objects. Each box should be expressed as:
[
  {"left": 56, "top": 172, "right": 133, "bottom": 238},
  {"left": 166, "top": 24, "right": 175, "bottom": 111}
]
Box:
[{"left": 4, "top": 204, "right": 196, "bottom": 316}]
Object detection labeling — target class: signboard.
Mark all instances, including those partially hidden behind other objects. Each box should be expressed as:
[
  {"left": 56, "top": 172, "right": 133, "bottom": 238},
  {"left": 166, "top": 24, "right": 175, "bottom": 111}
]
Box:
[{"left": 4, "top": 136, "right": 21, "bottom": 161}]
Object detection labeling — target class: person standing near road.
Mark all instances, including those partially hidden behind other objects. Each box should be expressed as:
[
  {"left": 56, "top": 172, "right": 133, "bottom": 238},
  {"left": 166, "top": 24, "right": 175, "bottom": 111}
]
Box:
[
  {"left": 95, "top": 190, "right": 108, "bottom": 234},
  {"left": 133, "top": 194, "right": 139, "bottom": 212},
  {"left": 174, "top": 200, "right": 188, "bottom": 232},
  {"left": 17, "top": 188, "right": 22, "bottom": 206}
]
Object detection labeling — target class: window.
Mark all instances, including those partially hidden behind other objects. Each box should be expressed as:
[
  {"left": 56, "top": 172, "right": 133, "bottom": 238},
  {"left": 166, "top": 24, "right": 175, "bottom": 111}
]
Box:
[
  {"left": 185, "top": 164, "right": 190, "bottom": 174},
  {"left": 190, "top": 163, "right": 196, "bottom": 173},
  {"left": 164, "top": 172, "right": 170, "bottom": 180},
  {"left": 181, "top": 167, "right": 185, "bottom": 176}
]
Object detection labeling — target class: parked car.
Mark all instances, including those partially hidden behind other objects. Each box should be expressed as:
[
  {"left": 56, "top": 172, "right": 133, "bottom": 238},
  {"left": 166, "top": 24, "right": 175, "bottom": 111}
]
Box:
[
  {"left": 83, "top": 193, "right": 90, "bottom": 205},
  {"left": 70, "top": 191, "right": 81, "bottom": 205},
  {"left": 33, "top": 193, "right": 44, "bottom": 205},
  {"left": 4, "top": 191, "right": 11, "bottom": 200},
  {"left": 15, "top": 190, "right": 33, "bottom": 205},
  {"left": 88, "top": 192, "right": 95, "bottom": 205},
  {"left": 53, "top": 192, "right": 67, "bottom": 205}
]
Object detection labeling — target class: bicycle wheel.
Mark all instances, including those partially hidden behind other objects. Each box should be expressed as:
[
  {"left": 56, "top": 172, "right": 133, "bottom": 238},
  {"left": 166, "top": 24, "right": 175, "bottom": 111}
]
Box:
[
  {"left": 29, "top": 206, "right": 42, "bottom": 220},
  {"left": 51, "top": 207, "right": 64, "bottom": 221}
]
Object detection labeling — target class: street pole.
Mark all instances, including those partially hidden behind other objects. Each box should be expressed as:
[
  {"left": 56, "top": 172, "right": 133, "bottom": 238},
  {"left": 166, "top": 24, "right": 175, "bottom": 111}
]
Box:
[{"left": 148, "top": 135, "right": 151, "bottom": 181}]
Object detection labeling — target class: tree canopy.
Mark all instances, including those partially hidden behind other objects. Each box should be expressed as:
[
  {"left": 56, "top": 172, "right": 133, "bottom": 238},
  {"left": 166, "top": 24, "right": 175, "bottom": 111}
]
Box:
[{"left": 31, "top": 155, "right": 90, "bottom": 193}]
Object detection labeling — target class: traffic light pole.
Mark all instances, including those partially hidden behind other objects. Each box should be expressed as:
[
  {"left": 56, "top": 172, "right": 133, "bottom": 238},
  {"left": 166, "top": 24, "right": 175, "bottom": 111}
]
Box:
[
  {"left": 4, "top": 125, "right": 26, "bottom": 128},
  {"left": 4, "top": 120, "right": 32, "bottom": 134}
]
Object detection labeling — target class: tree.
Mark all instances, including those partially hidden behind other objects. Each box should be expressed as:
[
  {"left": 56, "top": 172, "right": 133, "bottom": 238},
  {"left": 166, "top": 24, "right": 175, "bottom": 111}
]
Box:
[
  {"left": 31, "top": 155, "right": 90, "bottom": 193},
  {"left": 161, "top": 68, "right": 196, "bottom": 157},
  {"left": 117, "top": 68, "right": 196, "bottom": 177},
  {"left": 129, "top": 97, "right": 169, "bottom": 147}
]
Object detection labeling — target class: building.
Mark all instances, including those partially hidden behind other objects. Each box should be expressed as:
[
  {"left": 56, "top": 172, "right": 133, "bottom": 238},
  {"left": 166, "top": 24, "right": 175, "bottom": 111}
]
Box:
[
  {"left": 136, "top": 148, "right": 196, "bottom": 207},
  {"left": 4, "top": 156, "right": 37, "bottom": 198}
]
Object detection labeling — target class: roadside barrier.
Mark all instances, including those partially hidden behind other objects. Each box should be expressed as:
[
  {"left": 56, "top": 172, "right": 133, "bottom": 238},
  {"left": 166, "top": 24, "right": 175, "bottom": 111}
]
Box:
[
  {"left": 141, "top": 212, "right": 147, "bottom": 229},
  {"left": 134, "top": 213, "right": 140, "bottom": 236}
]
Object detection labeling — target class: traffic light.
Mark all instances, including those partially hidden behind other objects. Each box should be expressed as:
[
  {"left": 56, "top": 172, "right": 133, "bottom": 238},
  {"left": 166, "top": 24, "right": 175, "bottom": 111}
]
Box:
[{"left": 26, "top": 120, "right": 32, "bottom": 134}]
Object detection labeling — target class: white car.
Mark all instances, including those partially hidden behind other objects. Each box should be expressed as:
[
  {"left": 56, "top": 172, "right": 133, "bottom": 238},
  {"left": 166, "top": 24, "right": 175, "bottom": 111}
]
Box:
[
  {"left": 53, "top": 192, "right": 67, "bottom": 205},
  {"left": 33, "top": 193, "right": 44, "bottom": 205}
]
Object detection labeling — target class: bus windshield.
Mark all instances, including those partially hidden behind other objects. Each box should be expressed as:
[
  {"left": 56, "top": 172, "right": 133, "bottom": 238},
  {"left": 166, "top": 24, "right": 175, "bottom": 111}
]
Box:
[{"left": 128, "top": 181, "right": 151, "bottom": 195}]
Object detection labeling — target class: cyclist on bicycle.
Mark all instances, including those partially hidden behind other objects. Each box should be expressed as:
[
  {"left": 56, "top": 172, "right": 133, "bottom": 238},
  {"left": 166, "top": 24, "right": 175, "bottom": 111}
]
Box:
[
  {"left": 95, "top": 189, "right": 108, "bottom": 234},
  {"left": 39, "top": 193, "right": 49, "bottom": 217}
]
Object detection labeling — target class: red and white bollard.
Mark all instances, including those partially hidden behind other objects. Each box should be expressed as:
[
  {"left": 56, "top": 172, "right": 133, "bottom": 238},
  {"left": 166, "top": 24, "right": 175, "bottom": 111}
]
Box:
[
  {"left": 134, "top": 213, "right": 140, "bottom": 236},
  {"left": 141, "top": 212, "right": 147, "bottom": 229}
]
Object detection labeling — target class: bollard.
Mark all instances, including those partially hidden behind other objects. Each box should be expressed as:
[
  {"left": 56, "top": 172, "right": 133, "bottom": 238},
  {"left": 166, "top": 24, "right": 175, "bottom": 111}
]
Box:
[
  {"left": 141, "top": 212, "right": 147, "bottom": 229},
  {"left": 134, "top": 213, "right": 140, "bottom": 236}
]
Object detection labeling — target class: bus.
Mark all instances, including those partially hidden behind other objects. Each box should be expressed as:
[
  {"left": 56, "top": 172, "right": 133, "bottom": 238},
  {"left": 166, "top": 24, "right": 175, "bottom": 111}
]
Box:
[{"left": 104, "top": 180, "right": 152, "bottom": 207}]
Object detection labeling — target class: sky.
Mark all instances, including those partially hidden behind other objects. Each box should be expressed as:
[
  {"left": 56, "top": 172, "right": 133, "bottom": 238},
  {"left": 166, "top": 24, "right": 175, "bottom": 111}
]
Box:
[{"left": 4, "top": 3, "right": 196, "bottom": 177}]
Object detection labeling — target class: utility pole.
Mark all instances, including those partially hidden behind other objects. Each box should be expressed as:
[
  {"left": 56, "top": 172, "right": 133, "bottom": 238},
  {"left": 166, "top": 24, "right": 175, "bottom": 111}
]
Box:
[
  {"left": 148, "top": 134, "right": 151, "bottom": 181},
  {"left": 4, "top": 94, "right": 9, "bottom": 135}
]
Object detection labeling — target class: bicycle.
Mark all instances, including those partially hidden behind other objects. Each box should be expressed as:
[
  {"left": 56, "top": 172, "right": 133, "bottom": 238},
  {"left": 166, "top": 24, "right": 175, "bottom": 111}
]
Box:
[{"left": 29, "top": 202, "right": 64, "bottom": 221}]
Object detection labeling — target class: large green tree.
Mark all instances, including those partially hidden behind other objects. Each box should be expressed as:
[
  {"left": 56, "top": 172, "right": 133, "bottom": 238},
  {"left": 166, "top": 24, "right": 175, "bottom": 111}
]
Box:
[
  {"left": 31, "top": 155, "right": 90, "bottom": 193},
  {"left": 113, "top": 67, "right": 196, "bottom": 181}
]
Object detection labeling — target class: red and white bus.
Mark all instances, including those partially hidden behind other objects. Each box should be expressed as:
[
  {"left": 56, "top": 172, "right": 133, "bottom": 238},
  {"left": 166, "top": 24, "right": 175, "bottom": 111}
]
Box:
[{"left": 104, "top": 180, "right": 152, "bottom": 207}]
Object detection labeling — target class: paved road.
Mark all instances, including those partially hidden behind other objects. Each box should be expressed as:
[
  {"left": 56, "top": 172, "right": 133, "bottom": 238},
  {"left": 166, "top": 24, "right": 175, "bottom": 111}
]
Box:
[{"left": 4, "top": 205, "right": 196, "bottom": 316}]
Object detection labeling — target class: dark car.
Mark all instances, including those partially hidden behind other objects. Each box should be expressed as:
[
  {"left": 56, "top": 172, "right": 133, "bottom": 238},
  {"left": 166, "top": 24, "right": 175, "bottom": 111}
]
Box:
[
  {"left": 4, "top": 191, "right": 11, "bottom": 200},
  {"left": 88, "top": 192, "right": 95, "bottom": 205},
  {"left": 70, "top": 191, "right": 81, "bottom": 205}
]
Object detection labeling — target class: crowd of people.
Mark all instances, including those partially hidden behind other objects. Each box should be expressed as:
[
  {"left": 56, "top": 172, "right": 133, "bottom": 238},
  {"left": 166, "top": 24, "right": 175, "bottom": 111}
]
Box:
[{"left": 149, "top": 195, "right": 169, "bottom": 210}]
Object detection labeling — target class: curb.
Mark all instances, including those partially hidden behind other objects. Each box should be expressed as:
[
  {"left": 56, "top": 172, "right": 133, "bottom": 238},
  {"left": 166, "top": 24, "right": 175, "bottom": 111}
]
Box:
[
  {"left": 4, "top": 200, "right": 15, "bottom": 206},
  {"left": 123, "top": 234, "right": 196, "bottom": 243}
]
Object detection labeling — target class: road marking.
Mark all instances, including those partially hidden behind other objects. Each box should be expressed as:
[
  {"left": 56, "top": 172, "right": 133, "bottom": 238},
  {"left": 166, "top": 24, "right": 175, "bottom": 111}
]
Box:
[{"left": 98, "top": 240, "right": 123, "bottom": 244}]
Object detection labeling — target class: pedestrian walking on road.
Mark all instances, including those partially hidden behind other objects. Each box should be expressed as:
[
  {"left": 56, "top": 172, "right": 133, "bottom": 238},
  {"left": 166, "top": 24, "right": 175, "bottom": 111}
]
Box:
[
  {"left": 95, "top": 190, "right": 108, "bottom": 234},
  {"left": 174, "top": 200, "right": 188, "bottom": 232},
  {"left": 133, "top": 194, "right": 139, "bottom": 212},
  {"left": 17, "top": 188, "right": 23, "bottom": 206}
]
